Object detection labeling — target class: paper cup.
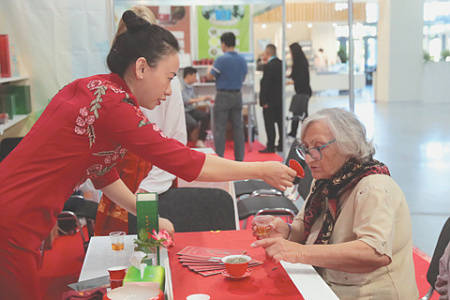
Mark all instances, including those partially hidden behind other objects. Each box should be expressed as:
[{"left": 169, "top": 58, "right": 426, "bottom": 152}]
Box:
[
  {"left": 109, "top": 279, "right": 124, "bottom": 290},
  {"left": 108, "top": 266, "right": 128, "bottom": 280}
]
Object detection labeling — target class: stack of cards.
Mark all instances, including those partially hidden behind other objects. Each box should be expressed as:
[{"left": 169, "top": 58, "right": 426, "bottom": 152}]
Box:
[{"left": 177, "top": 246, "right": 262, "bottom": 276}]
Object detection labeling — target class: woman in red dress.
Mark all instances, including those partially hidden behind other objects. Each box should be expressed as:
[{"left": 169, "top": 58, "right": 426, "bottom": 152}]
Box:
[{"left": 0, "top": 11, "right": 295, "bottom": 300}]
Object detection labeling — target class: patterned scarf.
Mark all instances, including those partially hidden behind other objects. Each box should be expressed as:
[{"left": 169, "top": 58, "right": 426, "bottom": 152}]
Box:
[{"left": 303, "top": 158, "right": 390, "bottom": 244}]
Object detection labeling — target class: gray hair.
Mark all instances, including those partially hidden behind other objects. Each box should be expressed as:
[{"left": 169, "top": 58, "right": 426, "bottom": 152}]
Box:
[{"left": 300, "top": 107, "right": 375, "bottom": 162}]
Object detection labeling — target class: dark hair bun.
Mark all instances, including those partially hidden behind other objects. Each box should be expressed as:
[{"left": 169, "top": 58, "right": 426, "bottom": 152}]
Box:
[{"left": 122, "top": 10, "right": 148, "bottom": 31}]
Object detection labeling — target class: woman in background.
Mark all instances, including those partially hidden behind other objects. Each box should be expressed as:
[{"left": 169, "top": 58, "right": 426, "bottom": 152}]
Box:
[
  {"left": 0, "top": 11, "right": 295, "bottom": 299},
  {"left": 287, "top": 43, "right": 312, "bottom": 139}
]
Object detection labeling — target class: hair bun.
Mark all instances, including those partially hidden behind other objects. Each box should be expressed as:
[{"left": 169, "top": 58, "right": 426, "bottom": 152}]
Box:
[{"left": 122, "top": 10, "right": 148, "bottom": 31}]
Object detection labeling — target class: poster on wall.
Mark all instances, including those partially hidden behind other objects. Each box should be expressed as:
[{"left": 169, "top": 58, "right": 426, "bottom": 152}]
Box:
[
  {"left": 114, "top": 5, "right": 191, "bottom": 56},
  {"left": 197, "top": 5, "right": 250, "bottom": 60}
]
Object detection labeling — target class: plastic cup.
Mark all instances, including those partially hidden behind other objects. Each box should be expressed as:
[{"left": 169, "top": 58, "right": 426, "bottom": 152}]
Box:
[
  {"left": 222, "top": 255, "right": 251, "bottom": 277},
  {"left": 108, "top": 266, "right": 128, "bottom": 280},
  {"left": 109, "top": 278, "right": 124, "bottom": 290},
  {"left": 254, "top": 215, "right": 271, "bottom": 238},
  {"left": 109, "top": 231, "right": 125, "bottom": 251}
]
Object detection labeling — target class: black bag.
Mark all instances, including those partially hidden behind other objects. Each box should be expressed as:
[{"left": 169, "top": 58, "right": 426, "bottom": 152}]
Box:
[{"left": 289, "top": 93, "right": 310, "bottom": 115}]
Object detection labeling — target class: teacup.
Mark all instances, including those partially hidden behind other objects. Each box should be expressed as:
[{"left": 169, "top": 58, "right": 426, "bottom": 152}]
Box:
[{"left": 222, "top": 255, "right": 251, "bottom": 277}]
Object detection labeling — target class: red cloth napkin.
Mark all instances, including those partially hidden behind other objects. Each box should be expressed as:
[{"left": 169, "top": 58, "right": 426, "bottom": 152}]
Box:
[{"left": 61, "top": 288, "right": 106, "bottom": 300}]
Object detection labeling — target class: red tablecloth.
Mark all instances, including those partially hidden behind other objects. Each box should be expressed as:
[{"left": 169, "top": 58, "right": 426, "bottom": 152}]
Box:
[{"left": 168, "top": 230, "right": 303, "bottom": 300}]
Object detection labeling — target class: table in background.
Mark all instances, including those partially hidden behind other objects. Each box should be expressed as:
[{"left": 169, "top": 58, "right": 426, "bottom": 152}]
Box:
[
  {"left": 167, "top": 230, "right": 338, "bottom": 300},
  {"left": 196, "top": 98, "right": 257, "bottom": 151}
]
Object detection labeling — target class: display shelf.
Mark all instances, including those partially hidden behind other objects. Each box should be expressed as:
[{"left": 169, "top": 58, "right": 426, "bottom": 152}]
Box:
[
  {"left": 0, "top": 76, "right": 29, "bottom": 84},
  {"left": 0, "top": 114, "right": 29, "bottom": 135}
]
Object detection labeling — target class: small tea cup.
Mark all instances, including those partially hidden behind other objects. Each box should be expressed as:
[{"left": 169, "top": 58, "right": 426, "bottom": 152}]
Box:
[{"left": 222, "top": 255, "right": 251, "bottom": 277}]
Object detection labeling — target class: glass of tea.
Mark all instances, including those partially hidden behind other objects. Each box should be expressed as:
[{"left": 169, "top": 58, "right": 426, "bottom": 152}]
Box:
[
  {"left": 254, "top": 215, "right": 271, "bottom": 238},
  {"left": 109, "top": 231, "right": 125, "bottom": 251}
]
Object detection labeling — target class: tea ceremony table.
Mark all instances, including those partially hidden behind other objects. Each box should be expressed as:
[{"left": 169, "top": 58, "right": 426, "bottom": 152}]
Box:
[
  {"left": 167, "top": 230, "right": 338, "bottom": 300},
  {"left": 79, "top": 231, "right": 338, "bottom": 299}
]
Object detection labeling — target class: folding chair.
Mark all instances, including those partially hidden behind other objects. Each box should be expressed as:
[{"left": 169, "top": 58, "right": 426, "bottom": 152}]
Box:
[
  {"left": 158, "top": 187, "right": 237, "bottom": 232},
  {"left": 419, "top": 217, "right": 450, "bottom": 300}
]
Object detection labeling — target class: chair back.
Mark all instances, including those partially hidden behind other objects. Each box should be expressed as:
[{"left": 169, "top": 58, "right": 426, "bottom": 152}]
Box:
[
  {"left": 0, "top": 137, "right": 23, "bottom": 162},
  {"left": 284, "top": 139, "right": 302, "bottom": 185},
  {"left": 285, "top": 139, "right": 313, "bottom": 200},
  {"left": 158, "top": 187, "right": 237, "bottom": 232},
  {"left": 297, "top": 162, "right": 313, "bottom": 200},
  {"left": 427, "top": 217, "right": 450, "bottom": 286}
]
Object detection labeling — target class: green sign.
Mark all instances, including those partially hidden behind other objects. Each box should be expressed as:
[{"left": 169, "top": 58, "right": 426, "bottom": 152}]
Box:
[{"left": 197, "top": 5, "right": 250, "bottom": 59}]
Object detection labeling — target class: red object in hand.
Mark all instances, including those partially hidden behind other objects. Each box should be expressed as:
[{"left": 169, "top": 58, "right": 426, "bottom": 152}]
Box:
[{"left": 289, "top": 159, "right": 305, "bottom": 178}]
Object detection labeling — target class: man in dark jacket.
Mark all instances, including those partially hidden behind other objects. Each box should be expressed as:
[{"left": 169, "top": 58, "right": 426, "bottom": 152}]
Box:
[{"left": 259, "top": 44, "right": 283, "bottom": 153}]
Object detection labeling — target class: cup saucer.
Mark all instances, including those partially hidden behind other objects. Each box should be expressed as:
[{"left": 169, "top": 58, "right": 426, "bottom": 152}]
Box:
[{"left": 222, "top": 268, "right": 252, "bottom": 279}]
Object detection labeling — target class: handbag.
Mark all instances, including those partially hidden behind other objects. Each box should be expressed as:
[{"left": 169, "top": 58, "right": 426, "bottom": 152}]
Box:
[{"left": 289, "top": 93, "right": 309, "bottom": 114}]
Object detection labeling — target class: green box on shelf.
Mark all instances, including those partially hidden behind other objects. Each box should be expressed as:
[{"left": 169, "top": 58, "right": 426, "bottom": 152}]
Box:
[
  {"left": 136, "top": 192, "right": 159, "bottom": 264},
  {"left": 6, "top": 85, "right": 31, "bottom": 114},
  {"left": 1, "top": 94, "right": 16, "bottom": 117}
]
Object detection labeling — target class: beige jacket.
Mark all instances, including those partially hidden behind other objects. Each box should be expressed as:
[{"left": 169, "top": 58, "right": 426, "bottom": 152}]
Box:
[{"left": 294, "top": 174, "right": 419, "bottom": 300}]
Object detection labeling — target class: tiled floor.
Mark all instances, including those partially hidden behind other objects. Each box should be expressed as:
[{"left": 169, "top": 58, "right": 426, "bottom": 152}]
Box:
[{"left": 254, "top": 86, "right": 450, "bottom": 257}]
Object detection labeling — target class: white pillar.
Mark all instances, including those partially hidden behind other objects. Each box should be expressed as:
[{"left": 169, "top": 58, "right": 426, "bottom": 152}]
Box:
[{"left": 376, "top": 0, "right": 424, "bottom": 103}]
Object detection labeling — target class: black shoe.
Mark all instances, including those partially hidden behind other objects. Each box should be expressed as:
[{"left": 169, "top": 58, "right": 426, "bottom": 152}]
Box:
[
  {"left": 276, "top": 145, "right": 283, "bottom": 152},
  {"left": 259, "top": 147, "right": 275, "bottom": 153},
  {"left": 287, "top": 132, "right": 296, "bottom": 138}
]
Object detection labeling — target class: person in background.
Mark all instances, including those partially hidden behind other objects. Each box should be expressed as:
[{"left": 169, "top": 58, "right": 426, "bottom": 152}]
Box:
[
  {"left": 206, "top": 32, "right": 247, "bottom": 161},
  {"left": 94, "top": 5, "right": 188, "bottom": 236},
  {"left": 436, "top": 241, "right": 450, "bottom": 299},
  {"left": 0, "top": 11, "right": 296, "bottom": 299},
  {"left": 252, "top": 108, "right": 418, "bottom": 299},
  {"left": 287, "top": 43, "right": 312, "bottom": 139},
  {"left": 259, "top": 44, "right": 283, "bottom": 153},
  {"left": 314, "top": 48, "right": 328, "bottom": 72},
  {"left": 181, "top": 66, "right": 212, "bottom": 148}
]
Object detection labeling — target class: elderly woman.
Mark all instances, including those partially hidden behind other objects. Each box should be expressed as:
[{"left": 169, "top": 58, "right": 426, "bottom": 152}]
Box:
[{"left": 251, "top": 108, "right": 418, "bottom": 299}]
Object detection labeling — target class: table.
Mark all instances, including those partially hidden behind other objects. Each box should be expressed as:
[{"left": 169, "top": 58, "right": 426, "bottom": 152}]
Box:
[
  {"left": 78, "top": 235, "right": 168, "bottom": 282},
  {"left": 167, "top": 230, "right": 339, "bottom": 300},
  {"left": 196, "top": 98, "right": 257, "bottom": 151}
]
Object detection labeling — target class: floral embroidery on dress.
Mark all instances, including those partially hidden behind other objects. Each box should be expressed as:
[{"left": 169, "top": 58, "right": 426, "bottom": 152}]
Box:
[
  {"left": 92, "top": 145, "right": 127, "bottom": 164},
  {"left": 121, "top": 98, "right": 168, "bottom": 138},
  {"left": 80, "top": 146, "right": 127, "bottom": 184},
  {"left": 75, "top": 79, "right": 126, "bottom": 147}
]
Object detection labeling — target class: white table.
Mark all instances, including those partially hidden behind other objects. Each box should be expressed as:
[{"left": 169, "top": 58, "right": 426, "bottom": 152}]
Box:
[
  {"left": 78, "top": 235, "right": 168, "bottom": 282},
  {"left": 79, "top": 235, "right": 172, "bottom": 297}
]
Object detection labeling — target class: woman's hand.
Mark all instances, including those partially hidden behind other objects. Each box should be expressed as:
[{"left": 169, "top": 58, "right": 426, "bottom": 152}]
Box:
[
  {"left": 158, "top": 217, "right": 175, "bottom": 238},
  {"left": 135, "top": 188, "right": 148, "bottom": 196},
  {"left": 251, "top": 237, "right": 302, "bottom": 264},
  {"left": 251, "top": 216, "right": 290, "bottom": 240},
  {"left": 260, "top": 161, "right": 296, "bottom": 191}
]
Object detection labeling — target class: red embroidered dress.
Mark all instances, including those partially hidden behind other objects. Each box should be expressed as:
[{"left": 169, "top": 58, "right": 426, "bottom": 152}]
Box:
[{"left": 0, "top": 73, "right": 205, "bottom": 298}]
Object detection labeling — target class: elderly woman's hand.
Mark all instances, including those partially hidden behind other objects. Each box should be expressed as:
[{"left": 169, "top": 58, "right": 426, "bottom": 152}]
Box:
[
  {"left": 251, "top": 216, "right": 291, "bottom": 240},
  {"left": 260, "top": 161, "right": 296, "bottom": 192},
  {"left": 251, "top": 237, "right": 302, "bottom": 264},
  {"left": 158, "top": 217, "right": 175, "bottom": 238}
]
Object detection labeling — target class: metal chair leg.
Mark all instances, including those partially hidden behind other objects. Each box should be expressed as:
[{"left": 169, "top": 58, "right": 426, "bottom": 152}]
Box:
[{"left": 419, "top": 286, "right": 435, "bottom": 300}]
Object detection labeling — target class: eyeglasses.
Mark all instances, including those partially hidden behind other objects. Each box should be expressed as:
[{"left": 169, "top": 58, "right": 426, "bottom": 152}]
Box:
[{"left": 295, "top": 139, "right": 336, "bottom": 161}]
